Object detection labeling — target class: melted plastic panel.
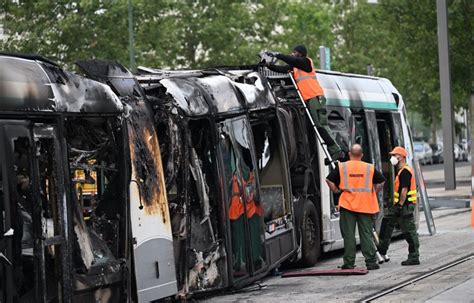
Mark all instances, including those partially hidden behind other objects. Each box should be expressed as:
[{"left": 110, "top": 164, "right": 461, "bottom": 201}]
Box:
[
  {"left": 64, "top": 117, "right": 127, "bottom": 299},
  {"left": 0, "top": 56, "right": 123, "bottom": 114},
  {"left": 76, "top": 59, "right": 145, "bottom": 100},
  {"left": 0, "top": 56, "right": 55, "bottom": 111},
  {"left": 233, "top": 72, "right": 276, "bottom": 110},
  {"left": 195, "top": 76, "right": 243, "bottom": 114},
  {"left": 159, "top": 78, "right": 210, "bottom": 116},
  {"left": 50, "top": 72, "right": 123, "bottom": 113}
]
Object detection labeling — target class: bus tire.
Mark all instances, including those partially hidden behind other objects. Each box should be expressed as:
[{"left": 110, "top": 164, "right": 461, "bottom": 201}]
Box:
[{"left": 300, "top": 200, "right": 321, "bottom": 267}]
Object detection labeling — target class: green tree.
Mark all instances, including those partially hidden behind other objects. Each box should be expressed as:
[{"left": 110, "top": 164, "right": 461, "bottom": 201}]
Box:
[{"left": 2, "top": 1, "right": 130, "bottom": 69}]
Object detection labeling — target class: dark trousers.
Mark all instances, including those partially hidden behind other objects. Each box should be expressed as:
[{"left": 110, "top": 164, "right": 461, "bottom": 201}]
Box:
[
  {"left": 378, "top": 203, "right": 420, "bottom": 260},
  {"left": 307, "top": 96, "right": 341, "bottom": 156},
  {"left": 339, "top": 208, "right": 377, "bottom": 266}
]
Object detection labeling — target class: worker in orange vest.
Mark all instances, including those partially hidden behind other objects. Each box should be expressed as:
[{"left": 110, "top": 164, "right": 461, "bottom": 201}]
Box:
[
  {"left": 229, "top": 170, "right": 264, "bottom": 273},
  {"left": 265, "top": 45, "right": 344, "bottom": 161},
  {"left": 378, "top": 146, "right": 420, "bottom": 266},
  {"left": 326, "top": 144, "right": 385, "bottom": 270}
]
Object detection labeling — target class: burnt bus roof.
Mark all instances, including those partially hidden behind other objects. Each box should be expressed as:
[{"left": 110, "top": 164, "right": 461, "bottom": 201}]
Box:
[
  {"left": 0, "top": 54, "right": 123, "bottom": 114},
  {"left": 136, "top": 66, "right": 276, "bottom": 117}
]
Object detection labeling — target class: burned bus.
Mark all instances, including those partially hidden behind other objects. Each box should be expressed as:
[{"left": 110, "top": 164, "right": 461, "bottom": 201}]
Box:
[{"left": 0, "top": 54, "right": 177, "bottom": 302}]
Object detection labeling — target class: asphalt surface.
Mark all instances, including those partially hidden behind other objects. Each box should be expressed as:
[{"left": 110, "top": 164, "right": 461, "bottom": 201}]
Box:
[
  {"left": 205, "top": 209, "right": 474, "bottom": 302},
  {"left": 202, "top": 161, "right": 473, "bottom": 302}
]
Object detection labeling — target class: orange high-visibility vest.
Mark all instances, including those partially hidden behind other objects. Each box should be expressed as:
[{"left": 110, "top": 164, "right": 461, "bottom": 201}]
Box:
[
  {"left": 229, "top": 172, "right": 262, "bottom": 220},
  {"left": 338, "top": 160, "right": 379, "bottom": 214},
  {"left": 229, "top": 175, "right": 245, "bottom": 220},
  {"left": 394, "top": 165, "right": 417, "bottom": 204},
  {"left": 292, "top": 57, "right": 324, "bottom": 101}
]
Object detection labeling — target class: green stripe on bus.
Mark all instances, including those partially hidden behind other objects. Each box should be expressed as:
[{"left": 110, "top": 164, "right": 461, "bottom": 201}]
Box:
[{"left": 325, "top": 98, "right": 398, "bottom": 110}]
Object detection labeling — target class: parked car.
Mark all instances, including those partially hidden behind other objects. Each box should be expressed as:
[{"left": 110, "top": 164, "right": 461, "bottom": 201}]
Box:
[
  {"left": 430, "top": 143, "right": 444, "bottom": 164},
  {"left": 455, "top": 143, "right": 468, "bottom": 162},
  {"left": 414, "top": 141, "right": 433, "bottom": 165}
]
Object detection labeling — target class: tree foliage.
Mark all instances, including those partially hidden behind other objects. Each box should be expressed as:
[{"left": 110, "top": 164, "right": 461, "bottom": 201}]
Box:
[{"left": 1, "top": 0, "right": 472, "bottom": 133}]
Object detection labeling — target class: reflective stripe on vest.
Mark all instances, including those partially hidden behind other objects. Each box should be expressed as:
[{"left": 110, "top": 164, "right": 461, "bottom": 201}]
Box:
[
  {"left": 292, "top": 57, "right": 324, "bottom": 101},
  {"left": 338, "top": 160, "right": 379, "bottom": 214},
  {"left": 393, "top": 165, "right": 417, "bottom": 204}
]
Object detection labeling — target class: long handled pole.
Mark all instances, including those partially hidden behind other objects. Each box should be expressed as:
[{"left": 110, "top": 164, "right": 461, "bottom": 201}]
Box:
[{"left": 288, "top": 73, "right": 335, "bottom": 169}]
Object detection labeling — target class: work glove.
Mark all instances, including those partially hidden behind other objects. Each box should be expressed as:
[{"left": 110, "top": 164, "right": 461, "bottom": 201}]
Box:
[{"left": 265, "top": 51, "right": 279, "bottom": 58}]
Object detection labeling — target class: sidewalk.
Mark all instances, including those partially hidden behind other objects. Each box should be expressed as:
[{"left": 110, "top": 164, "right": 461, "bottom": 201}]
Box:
[{"left": 422, "top": 162, "right": 472, "bottom": 207}]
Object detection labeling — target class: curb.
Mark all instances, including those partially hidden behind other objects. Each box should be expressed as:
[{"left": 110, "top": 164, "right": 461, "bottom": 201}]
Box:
[
  {"left": 428, "top": 198, "right": 471, "bottom": 209},
  {"left": 425, "top": 180, "right": 471, "bottom": 187}
]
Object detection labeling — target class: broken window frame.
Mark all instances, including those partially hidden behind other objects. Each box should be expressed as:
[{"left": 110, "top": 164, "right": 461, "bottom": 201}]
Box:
[
  {"left": 62, "top": 114, "right": 130, "bottom": 301},
  {"left": 0, "top": 119, "right": 71, "bottom": 302},
  {"left": 217, "top": 116, "right": 268, "bottom": 284}
]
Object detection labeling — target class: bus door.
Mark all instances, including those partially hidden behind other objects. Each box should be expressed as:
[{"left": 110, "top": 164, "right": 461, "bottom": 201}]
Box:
[
  {"left": 375, "top": 112, "right": 399, "bottom": 210},
  {"left": 365, "top": 110, "right": 385, "bottom": 226},
  {"left": 250, "top": 110, "right": 295, "bottom": 267},
  {"left": 0, "top": 121, "right": 66, "bottom": 302},
  {"left": 218, "top": 117, "right": 267, "bottom": 282}
]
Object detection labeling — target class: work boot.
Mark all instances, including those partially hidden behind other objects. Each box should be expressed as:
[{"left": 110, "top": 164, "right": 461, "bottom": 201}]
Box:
[
  {"left": 366, "top": 263, "right": 380, "bottom": 270},
  {"left": 339, "top": 264, "right": 355, "bottom": 269},
  {"left": 401, "top": 259, "right": 420, "bottom": 266}
]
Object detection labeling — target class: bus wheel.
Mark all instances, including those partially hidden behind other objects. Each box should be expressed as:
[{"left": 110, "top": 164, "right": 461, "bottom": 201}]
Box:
[{"left": 300, "top": 201, "right": 321, "bottom": 267}]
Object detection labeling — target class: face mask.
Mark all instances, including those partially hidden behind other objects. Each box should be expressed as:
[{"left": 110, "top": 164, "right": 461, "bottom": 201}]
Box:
[{"left": 390, "top": 156, "right": 399, "bottom": 166}]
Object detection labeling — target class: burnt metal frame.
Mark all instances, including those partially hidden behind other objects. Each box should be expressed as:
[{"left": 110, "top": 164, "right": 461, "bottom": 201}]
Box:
[{"left": 0, "top": 124, "right": 13, "bottom": 303}]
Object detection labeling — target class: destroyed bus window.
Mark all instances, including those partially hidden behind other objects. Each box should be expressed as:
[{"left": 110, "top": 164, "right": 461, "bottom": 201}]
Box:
[
  {"left": 251, "top": 118, "right": 291, "bottom": 225},
  {"left": 7, "top": 135, "right": 35, "bottom": 301},
  {"left": 32, "top": 125, "right": 65, "bottom": 301},
  {"left": 64, "top": 117, "right": 126, "bottom": 297},
  {"left": 0, "top": 124, "right": 63, "bottom": 301},
  {"left": 186, "top": 119, "right": 226, "bottom": 292},
  {"left": 220, "top": 118, "right": 266, "bottom": 277}
]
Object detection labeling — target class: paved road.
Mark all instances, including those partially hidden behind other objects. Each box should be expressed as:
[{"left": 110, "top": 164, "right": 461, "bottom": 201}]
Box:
[
  {"left": 421, "top": 161, "right": 470, "bottom": 183},
  {"left": 204, "top": 209, "right": 474, "bottom": 302}
]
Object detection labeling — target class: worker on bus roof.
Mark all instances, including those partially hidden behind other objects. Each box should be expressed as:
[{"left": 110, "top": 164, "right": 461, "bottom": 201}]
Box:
[
  {"left": 265, "top": 45, "right": 344, "bottom": 161},
  {"left": 326, "top": 144, "right": 386, "bottom": 270},
  {"left": 378, "top": 146, "right": 420, "bottom": 266}
]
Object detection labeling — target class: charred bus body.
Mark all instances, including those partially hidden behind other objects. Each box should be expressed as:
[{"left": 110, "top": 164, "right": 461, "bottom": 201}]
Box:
[
  {"left": 0, "top": 54, "right": 177, "bottom": 302},
  {"left": 132, "top": 68, "right": 298, "bottom": 296}
]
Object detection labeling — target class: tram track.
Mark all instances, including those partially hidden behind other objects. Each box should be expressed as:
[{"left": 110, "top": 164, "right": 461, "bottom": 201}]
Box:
[{"left": 359, "top": 253, "right": 474, "bottom": 302}]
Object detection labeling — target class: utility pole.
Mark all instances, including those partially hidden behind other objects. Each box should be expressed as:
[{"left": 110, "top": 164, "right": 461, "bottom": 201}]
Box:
[
  {"left": 436, "top": 0, "right": 456, "bottom": 190},
  {"left": 128, "top": 0, "right": 136, "bottom": 72},
  {"left": 367, "top": 64, "right": 373, "bottom": 76}
]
